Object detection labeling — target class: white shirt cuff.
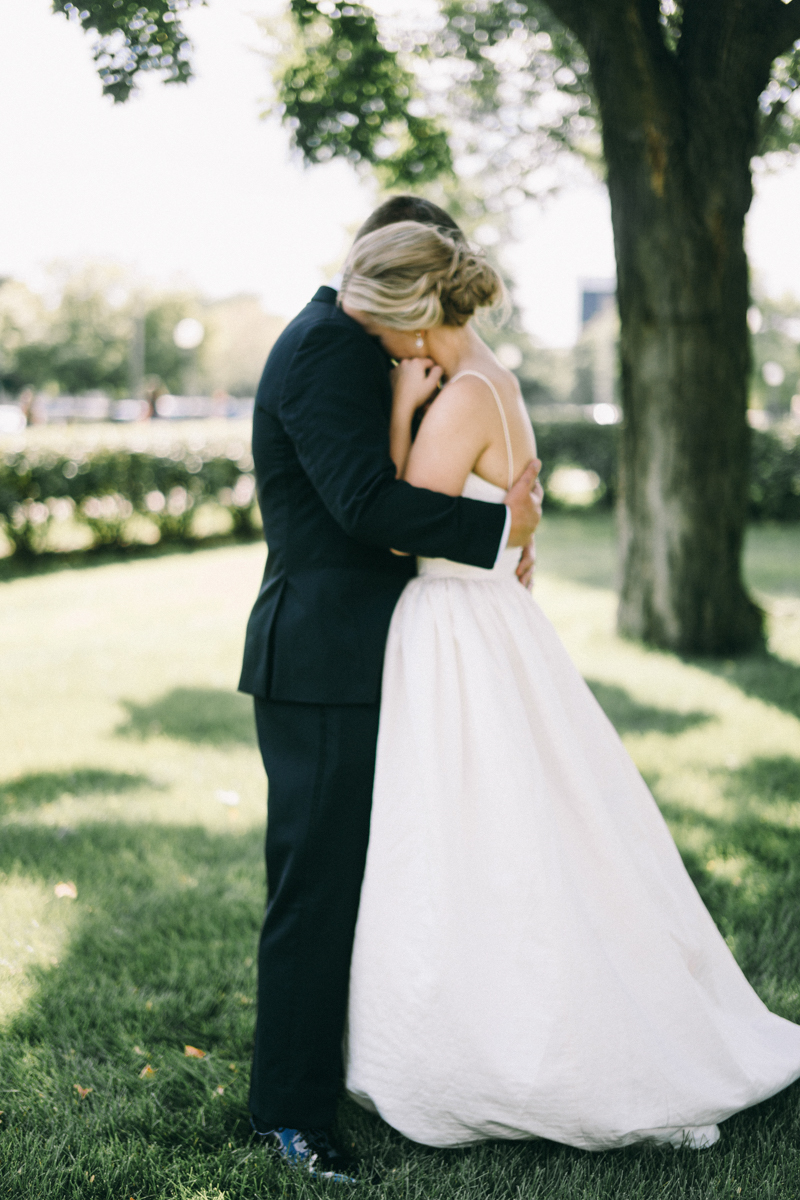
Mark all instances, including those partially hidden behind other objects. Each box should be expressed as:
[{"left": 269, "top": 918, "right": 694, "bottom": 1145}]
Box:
[{"left": 494, "top": 506, "right": 512, "bottom": 566}]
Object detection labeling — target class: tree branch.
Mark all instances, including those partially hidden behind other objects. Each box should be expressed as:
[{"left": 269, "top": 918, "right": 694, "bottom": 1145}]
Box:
[
  {"left": 539, "top": 0, "right": 599, "bottom": 47},
  {"left": 680, "top": 0, "right": 800, "bottom": 102},
  {"left": 545, "top": 0, "right": 681, "bottom": 139},
  {"left": 768, "top": 0, "right": 800, "bottom": 59}
]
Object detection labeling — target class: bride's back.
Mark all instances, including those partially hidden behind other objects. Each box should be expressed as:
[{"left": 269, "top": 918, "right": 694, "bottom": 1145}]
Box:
[
  {"left": 441, "top": 360, "right": 536, "bottom": 492},
  {"left": 404, "top": 338, "right": 536, "bottom": 499}
]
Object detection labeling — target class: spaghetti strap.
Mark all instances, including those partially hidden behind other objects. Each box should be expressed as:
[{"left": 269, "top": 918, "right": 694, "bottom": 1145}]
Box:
[{"left": 448, "top": 370, "right": 514, "bottom": 490}]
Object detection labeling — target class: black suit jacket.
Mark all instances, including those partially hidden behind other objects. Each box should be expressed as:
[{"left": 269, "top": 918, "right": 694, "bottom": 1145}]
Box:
[{"left": 238, "top": 287, "right": 507, "bottom": 705}]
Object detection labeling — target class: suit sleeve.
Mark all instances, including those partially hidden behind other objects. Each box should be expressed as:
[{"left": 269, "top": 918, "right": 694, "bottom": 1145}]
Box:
[{"left": 277, "top": 320, "right": 507, "bottom": 569}]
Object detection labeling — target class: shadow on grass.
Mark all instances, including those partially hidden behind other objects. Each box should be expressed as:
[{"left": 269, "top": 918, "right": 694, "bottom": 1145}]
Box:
[
  {"left": 689, "top": 651, "right": 800, "bottom": 722},
  {"left": 729, "top": 755, "right": 800, "bottom": 807},
  {"left": 0, "top": 528, "right": 264, "bottom": 585},
  {"left": 0, "top": 818, "right": 303, "bottom": 1200},
  {"left": 657, "top": 754, "right": 800, "bottom": 999},
  {"left": 116, "top": 687, "right": 257, "bottom": 747},
  {"left": 0, "top": 821, "right": 263, "bottom": 1139},
  {"left": 0, "top": 768, "right": 156, "bottom": 814},
  {"left": 586, "top": 680, "right": 713, "bottom": 736},
  {"left": 2, "top": 806, "right": 800, "bottom": 1196}
]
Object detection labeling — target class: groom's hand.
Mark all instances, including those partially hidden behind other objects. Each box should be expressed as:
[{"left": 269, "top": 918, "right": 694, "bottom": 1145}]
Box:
[{"left": 506, "top": 459, "right": 543, "bottom": 547}]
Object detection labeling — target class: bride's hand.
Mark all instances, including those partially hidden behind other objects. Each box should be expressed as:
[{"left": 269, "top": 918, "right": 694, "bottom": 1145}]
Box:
[{"left": 391, "top": 358, "right": 444, "bottom": 414}]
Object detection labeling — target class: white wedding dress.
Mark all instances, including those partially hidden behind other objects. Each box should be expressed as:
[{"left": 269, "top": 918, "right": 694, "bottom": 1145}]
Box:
[{"left": 345, "top": 372, "right": 800, "bottom": 1151}]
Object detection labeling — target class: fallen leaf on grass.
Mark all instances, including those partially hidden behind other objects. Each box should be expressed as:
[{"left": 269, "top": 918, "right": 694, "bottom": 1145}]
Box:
[
  {"left": 133, "top": 1045, "right": 143, "bottom": 1055},
  {"left": 184, "top": 1045, "right": 206, "bottom": 1059},
  {"left": 54, "top": 881, "right": 78, "bottom": 899},
  {"left": 138, "top": 1064, "right": 156, "bottom": 1079},
  {"left": 74, "top": 1084, "right": 92, "bottom": 1099}
]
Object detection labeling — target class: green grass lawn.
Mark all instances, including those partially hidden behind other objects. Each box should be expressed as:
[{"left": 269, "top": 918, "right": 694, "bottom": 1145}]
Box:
[{"left": 1, "top": 516, "right": 799, "bottom": 1198}]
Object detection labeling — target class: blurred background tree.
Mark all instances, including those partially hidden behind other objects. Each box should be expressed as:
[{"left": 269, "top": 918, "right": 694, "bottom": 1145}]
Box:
[
  {"left": 747, "top": 293, "right": 800, "bottom": 421},
  {"left": 0, "top": 266, "right": 130, "bottom": 396},
  {"left": 0, "top": 266, "right": 284, "bottom": 400}
]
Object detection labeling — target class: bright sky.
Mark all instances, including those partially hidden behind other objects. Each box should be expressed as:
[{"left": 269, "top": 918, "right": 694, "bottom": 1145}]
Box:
[{"left": 2, "top": 0, "right": 800, "bottom": 347}]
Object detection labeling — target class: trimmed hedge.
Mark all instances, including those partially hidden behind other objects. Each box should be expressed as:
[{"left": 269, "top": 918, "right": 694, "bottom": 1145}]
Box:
[
  {"left": 0, "top": 434, "right": 260, "bottom": 558},
  {"left": 534, "top": 423, "right": 619, "bottom": 510},
  {"left": 1, "top": 422, "right": 798, "bottom": 561},
  {"left": 749, "top": 425, "right": 800, "bottom": 520},
  {"left": 534, "top": 422, "right": 800, "bottom": 520}
]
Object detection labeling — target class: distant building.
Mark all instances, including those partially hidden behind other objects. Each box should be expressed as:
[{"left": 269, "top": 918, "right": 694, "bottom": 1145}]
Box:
[
  {"left": 574, "top": 279, "right": 619, "bottom": 414},
  {"left": 580, "top": 278, "right": 616, "bottom": 327}
]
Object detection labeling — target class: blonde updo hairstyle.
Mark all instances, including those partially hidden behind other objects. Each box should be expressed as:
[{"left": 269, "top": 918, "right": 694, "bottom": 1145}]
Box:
[{"left": 339, "top": 220, "right": 506, "bottom": 330}]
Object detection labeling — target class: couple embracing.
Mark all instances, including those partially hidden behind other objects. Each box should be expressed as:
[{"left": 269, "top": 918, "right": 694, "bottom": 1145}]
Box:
[{"left": 239, "top": 196, "right": 800, "bottom": 1182}]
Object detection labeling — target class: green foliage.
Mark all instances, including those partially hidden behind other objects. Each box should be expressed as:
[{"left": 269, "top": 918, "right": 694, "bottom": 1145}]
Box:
[
  {"left": 143, "top": 294, "right": 204, "bottom": 395},
  {"left": 2, "top": 421, "right": 797, "bottom": 565},
  {"left": 749, "top": 295, "right": 800, "bottom": 416},
  {"left": 758, "top": 46, "right": 800, "bottom": 158},
  {"left": 56, "top": 0, "right": 800, "bottom": 211},
  {"left": 272, "top": 1, "right": 800, "bottom": 204},
  {"left": 536, "top": 421, "right": 800, "bottom": 520},
  {"left": 534, "top": 420, "right": 619, "bottom": 510},
  {"left": 276, "top": 2, "right": 452, "bottom": 187},
  {"left": 10, "top": 282, "right": 131, "bottom": 397},
  {"left": 0, "top": 434, "right": 260, "bottom": 558},
  {"left": 0, "top": 274, "right": 283, "bottom": 402},
  {"left": 750, "top": 425, "right": 800, "bottom": 521},
  {"left": 52, "top": 0, "right": 199, "bottom": 103},
  {"left": 432, "top": 1, "right": 597, "bottom": 170},
  {"left": 0, "top": 273, "right": 139, "bottom": 398},
  {"left": 656, "top": 0, "right": 683, "bottom": 54},
  {"left": 273, "top": 0, "right": 597, "bottom": 197}
]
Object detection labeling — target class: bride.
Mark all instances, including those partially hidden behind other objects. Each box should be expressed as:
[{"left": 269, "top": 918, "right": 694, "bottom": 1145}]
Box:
[{"left": 338, "top": 220, "right": 800, "bottom": 1152}]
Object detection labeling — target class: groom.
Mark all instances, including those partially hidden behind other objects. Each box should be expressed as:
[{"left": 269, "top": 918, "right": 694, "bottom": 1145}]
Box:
[{"left": 238, "top": 195, "right": 542, "bottom": 1180}]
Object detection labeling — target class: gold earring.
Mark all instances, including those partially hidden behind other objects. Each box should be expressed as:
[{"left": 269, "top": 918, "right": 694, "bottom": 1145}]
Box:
[{"left": 415, "top": 331, "right": 424, "bottom": 349}]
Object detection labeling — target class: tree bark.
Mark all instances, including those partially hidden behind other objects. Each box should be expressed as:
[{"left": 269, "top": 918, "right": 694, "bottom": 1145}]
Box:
[
  {"left": 605, "top": 7, "right": 762, "bottom": 654},
  {"left": 544, "top": 0, "right": 800, "bottom": 653}
]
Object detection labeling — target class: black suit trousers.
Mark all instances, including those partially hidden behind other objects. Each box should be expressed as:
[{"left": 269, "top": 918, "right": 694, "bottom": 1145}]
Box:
[{"left": 249, "top": 697, "right": 380, "bottom": 1129}]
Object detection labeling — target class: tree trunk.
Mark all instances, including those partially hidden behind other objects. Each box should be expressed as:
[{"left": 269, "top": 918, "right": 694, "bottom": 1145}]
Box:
[
  {"left": 546, "top": 0, "right": 781, "bottom": 654},
  {"left": 609, "top": 122, "right": 763, "bottom": 653}
]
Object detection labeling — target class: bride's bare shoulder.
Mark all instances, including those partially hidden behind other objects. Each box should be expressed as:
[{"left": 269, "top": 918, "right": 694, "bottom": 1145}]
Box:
[
  {"left": 419, "top": 372, "right": 496, "bottom": 434},
  {"left": 436, "top": 365, "right": 519, "bottom": 410},
  {"left": 412, "top": 372, "right": 501, "bottom": 448}
]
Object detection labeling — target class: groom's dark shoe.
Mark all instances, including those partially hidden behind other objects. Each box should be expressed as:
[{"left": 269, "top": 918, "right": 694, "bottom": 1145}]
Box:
[{"left": 250, "top": 1118, "right": 360, "bottom": 1183}]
